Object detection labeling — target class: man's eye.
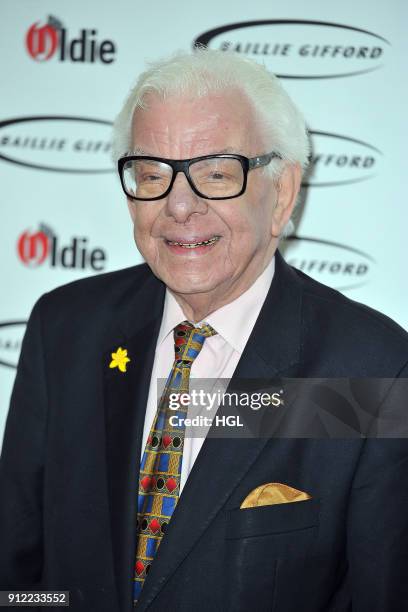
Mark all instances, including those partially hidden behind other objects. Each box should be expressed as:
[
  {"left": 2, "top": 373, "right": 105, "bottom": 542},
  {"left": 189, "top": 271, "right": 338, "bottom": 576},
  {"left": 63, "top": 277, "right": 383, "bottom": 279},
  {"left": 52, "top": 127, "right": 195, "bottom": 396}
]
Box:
[
  {"left": 208, "top": 172, "right": 226, "bottom": 180},
  {"left": 141, "top": 174, "right": 163, "bottom": 182}
]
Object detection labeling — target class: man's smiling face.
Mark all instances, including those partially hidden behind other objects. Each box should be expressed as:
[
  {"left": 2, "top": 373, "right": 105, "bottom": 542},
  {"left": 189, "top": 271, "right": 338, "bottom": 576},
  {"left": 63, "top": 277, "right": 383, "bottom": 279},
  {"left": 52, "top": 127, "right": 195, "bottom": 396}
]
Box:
[{"left": 127, "top": 89, "right": 287, "bottom": 310}]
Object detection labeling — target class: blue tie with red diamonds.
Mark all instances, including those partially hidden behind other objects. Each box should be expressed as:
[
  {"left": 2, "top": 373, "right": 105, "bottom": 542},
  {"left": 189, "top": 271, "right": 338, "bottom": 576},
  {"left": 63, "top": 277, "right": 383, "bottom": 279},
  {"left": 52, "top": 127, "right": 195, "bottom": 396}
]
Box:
[{"left": 133, "top": 321, "right": 217, "bottom": 604}]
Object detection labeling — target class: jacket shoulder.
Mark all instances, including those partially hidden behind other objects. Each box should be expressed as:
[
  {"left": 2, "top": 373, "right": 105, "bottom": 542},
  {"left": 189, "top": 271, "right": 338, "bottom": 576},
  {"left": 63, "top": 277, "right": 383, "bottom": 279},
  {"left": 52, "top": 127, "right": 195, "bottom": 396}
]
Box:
[
  {"left": 39, "top": 262, "right": 154, "bottom": 309},
  {"left": 297, "top": 266, "right": 406, "bottom": 335},
  {"left": 292, "top": 266, "right": 408, "bottom": 372},
  {"left": 30, "top": 263, "right": 162, "bottom": 337}
]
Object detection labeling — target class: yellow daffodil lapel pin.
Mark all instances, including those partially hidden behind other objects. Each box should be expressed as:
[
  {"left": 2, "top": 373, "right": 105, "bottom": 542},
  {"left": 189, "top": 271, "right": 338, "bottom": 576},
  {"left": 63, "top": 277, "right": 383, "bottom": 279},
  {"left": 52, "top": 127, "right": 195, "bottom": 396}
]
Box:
[{"left": 109, "top": 347, "right": 130, "bottom": 373}]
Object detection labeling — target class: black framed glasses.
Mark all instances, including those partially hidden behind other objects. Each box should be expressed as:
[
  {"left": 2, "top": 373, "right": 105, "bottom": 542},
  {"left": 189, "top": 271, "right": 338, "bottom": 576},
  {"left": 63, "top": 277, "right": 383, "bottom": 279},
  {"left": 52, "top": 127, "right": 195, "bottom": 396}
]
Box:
[{"left": 117, "top": 152, "right": 282, "bottom": 201}]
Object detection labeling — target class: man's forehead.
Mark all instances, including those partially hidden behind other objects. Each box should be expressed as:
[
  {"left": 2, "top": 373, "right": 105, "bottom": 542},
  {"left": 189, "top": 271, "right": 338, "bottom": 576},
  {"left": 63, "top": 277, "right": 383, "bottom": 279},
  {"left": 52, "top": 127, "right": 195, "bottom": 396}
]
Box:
[{"left": 130, "top": 90, "right": 262, "bottom": 155}]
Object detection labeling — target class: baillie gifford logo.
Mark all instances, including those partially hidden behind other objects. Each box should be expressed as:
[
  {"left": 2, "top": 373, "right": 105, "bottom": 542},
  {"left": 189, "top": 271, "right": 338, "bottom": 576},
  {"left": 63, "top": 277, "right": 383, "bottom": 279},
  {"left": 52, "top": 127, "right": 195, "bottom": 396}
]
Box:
[
  {"left": 25, "top": 15, "right": 116, "bottom": 64},
  {"left": 193, "top": 20, "right": 389, "bottom": 79},
  {"left": 17, "top": 224, "right": 107, "bottom": 271}
]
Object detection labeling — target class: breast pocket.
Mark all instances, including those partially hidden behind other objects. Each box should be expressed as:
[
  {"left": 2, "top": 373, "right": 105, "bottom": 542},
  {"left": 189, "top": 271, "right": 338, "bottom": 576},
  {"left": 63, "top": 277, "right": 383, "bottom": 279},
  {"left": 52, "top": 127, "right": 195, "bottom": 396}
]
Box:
[{"left": 224, "top": 498, "right": 320, "bottom": 612}]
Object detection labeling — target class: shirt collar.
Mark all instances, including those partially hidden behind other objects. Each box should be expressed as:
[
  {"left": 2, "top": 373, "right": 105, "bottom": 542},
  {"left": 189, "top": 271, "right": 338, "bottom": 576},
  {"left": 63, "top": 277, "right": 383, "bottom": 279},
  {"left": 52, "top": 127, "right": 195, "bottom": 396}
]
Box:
[{"left": 157, "top": 256, "right": 275, "bottom": 354}]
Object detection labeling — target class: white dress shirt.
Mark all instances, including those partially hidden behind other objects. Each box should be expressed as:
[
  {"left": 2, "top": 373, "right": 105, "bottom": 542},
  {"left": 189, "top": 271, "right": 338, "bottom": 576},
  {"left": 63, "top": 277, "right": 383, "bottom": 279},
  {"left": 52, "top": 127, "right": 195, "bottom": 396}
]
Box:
[{"left": 141, "top": 256, "right": 275, "bottom": 493}]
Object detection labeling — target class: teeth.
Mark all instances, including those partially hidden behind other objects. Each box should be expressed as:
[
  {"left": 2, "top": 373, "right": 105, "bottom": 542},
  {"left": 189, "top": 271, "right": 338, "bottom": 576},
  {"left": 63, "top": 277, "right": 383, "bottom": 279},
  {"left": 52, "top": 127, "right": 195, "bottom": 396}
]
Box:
[{"left": 167, "top": 236, "right": 220, "bottom": 248}]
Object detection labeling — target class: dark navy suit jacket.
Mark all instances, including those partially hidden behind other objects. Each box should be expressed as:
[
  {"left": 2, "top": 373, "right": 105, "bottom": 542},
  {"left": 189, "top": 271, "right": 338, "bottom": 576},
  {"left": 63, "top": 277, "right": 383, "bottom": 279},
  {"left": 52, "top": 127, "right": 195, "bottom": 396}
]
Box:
[{"left": 1, "top": 251, "right": 408, "bottom": 611}]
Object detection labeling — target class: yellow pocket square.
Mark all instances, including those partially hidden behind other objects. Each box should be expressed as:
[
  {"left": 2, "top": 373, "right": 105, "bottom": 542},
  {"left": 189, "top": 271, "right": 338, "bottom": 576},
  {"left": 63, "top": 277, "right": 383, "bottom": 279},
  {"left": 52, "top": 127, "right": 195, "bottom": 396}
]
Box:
[{"left": 240, "top": 483, "right": 312, "bottom": 509}]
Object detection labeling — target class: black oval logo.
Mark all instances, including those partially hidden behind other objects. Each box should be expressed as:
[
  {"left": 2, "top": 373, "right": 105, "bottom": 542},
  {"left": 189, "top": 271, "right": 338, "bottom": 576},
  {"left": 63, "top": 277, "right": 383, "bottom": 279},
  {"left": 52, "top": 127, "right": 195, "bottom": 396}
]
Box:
[
  {"left": 193, "top": 20, "right": 389, "bottom": 79},
  {"left": 0, "top": 116, "right": 114, "bottom": 173},
  {"left": 305, "top": 131, "right": 382, "bottom": 187},
  {"left": 281, "top": 236, "right": 375, "bottom": 291},
  {"left": 0, "top": 321, "right": 27, "bottom": 368}
]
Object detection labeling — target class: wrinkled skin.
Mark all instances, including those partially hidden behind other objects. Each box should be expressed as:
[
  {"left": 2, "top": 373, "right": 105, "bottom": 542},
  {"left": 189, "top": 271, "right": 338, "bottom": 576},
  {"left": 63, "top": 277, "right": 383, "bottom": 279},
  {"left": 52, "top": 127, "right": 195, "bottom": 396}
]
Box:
[{"left": 127, "top": 89, "right": 301, "bottom": 322}]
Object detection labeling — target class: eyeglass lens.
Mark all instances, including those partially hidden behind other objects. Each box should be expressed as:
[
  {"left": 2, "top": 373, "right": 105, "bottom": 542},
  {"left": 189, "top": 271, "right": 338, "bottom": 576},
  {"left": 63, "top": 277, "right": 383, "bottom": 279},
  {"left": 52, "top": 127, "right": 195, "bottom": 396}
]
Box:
[{"left": 122, "top": 157, "right": 245, "bottom": 199}]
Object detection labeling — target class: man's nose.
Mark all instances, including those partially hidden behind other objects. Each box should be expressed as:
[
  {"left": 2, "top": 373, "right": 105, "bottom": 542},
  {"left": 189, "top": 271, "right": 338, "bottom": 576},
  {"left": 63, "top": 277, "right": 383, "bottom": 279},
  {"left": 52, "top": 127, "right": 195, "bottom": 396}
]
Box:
[{"left": 165, "top": 171, "right": 208, "bottom": 223}]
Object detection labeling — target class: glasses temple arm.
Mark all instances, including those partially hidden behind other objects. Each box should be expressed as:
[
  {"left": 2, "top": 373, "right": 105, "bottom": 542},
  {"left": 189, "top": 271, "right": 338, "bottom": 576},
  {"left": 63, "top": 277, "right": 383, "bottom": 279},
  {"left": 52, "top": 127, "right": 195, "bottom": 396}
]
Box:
[{"left": 248, "top": 152, "right": 282, "bottom": 170}]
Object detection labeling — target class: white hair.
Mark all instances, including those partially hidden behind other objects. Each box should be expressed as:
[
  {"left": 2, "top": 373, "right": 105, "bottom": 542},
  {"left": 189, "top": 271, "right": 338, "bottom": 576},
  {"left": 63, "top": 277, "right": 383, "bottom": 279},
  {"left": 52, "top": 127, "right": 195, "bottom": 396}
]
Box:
[{"left": 112, "top": 48, "right": 310, "bottom": 235}]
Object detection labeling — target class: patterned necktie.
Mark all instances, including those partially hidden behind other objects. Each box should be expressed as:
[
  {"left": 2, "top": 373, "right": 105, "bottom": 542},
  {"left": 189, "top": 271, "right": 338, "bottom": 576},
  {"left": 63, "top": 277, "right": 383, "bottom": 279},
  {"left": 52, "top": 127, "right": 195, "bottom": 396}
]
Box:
[{"left": 133, "top": 320, "right": 217, "bottom": 604}]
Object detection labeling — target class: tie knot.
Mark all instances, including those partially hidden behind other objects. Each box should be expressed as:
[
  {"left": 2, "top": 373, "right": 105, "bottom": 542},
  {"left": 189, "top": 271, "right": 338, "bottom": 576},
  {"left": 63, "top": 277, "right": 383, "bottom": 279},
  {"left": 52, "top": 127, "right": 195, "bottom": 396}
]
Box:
[{"left": 173, "top": 321, "right": 217, "bottom": 364}]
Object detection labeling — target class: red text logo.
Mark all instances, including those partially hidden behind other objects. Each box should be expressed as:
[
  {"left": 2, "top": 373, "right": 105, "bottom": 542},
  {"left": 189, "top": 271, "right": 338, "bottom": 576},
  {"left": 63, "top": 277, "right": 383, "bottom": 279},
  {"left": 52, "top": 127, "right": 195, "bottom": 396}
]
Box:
[
  {"left": 25, "top": 21, "right": 59, "bottom": 61},
  {"left": 16, "top": 225, "right": 106, "bottom": 271},
  {"left": 24, "top": 16, "right": 116, "bottom": 64},
  {"left": 17, "top": 229, "right": 50, "bottom": 266}
]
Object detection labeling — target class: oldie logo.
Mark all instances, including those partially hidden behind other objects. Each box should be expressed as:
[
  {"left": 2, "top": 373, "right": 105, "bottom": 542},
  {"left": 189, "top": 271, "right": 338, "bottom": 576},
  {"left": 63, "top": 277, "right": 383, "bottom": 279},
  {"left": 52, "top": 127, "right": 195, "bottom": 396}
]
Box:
[
  {"left": 25, "top": 15, "right": 116, "bottom": 64},
  {"left": 17, "top": 224, "right": 107, "bottom": 272},
  {"left": 0, "top": 321, "right": 26, "bottom": 369},
  {"left": 306, "top": 131, "right": 382, "bottom": 187},
  {"left": 282, "top": 236, "right": 375, "bottom": 291},
  {"left": 0, "top": 116, "right": 113, "bottom": 173},
  {"left": 194, "top": 20, "right": 389, "bottom": 79}
]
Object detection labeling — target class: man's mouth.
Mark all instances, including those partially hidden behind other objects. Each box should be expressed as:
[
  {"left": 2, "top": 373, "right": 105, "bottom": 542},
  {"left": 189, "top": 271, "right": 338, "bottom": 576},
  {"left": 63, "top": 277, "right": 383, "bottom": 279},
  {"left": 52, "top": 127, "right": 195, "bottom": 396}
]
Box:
[{"left": 165, "top": 236, "right": 220, "bottom": 249}]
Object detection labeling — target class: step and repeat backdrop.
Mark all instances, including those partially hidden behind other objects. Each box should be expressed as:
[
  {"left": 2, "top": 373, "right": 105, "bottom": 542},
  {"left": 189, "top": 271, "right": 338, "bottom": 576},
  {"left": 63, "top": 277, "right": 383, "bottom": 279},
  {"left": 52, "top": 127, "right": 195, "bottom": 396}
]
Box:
[{"left": 1, "top": 1, "right": 407, "bottom": 446}]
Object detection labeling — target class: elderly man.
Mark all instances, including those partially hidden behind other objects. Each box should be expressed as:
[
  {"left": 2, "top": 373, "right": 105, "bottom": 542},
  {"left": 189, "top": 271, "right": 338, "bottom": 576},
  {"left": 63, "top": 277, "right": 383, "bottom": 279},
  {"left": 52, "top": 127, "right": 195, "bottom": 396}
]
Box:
[{"left": 0, "top": 49, "right": 407, "bottom": 612}]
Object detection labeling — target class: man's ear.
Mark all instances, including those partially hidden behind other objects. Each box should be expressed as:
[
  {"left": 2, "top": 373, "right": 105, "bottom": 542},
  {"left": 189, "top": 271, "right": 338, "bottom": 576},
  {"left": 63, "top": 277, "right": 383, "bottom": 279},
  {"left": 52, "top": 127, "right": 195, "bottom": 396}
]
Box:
[{"left": 271, "top": 162, "right": 302, "bottom": 237}]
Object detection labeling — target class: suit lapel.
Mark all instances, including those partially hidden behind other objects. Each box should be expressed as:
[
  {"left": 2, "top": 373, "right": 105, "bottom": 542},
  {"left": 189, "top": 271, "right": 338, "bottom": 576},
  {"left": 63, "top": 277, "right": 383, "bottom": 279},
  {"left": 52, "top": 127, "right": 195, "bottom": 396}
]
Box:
[
  {"left": 103, "top": 271, "right": 165, "bottom": 612},
  {"left": 135, "top": 251, "right": 305, "bottom": 611}
]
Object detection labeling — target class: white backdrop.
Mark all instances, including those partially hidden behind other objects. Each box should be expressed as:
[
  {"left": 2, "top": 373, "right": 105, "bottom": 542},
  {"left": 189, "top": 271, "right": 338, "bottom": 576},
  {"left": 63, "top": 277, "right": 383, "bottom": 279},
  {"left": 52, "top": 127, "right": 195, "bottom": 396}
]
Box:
[{"left": 1, "top": 0, "right": 407, "bottom": 446}]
